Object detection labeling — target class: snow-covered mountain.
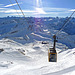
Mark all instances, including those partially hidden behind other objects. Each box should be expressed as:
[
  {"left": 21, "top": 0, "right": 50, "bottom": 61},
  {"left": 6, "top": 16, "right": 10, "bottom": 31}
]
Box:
[
  {"left": 0, "top": 17, "right": 75, "bottom": 47},
  {"left": 0, "top": 17, "right": 75, "bottom": 75}
]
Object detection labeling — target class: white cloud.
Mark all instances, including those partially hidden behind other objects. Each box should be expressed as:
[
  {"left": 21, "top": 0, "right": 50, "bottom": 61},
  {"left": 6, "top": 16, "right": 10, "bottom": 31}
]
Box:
[
  {"left": 5, "top": 9, "right": 35, "bottom": 13},
  {"left": 43, "top": 7, "right": 70, "bottom": 12},
  {"left": 0, "top": 8, "right": 36, "bottom": 13},
  {"left": 47, "top": 11, "right": 71, "bottom": 14},
  {"left": 0, "top": 7, "right": 46, "bottom": 17},
  {"left": 41, "top": 7, "right": 74, "bottom": 16},
  {"left": 4, "top": 2, "right": 22, "bottom": 7},
  {"left": 35, "top": 8, "right": 46, "bottom": 14},
  {"left": 0, "top": 6, "right": 74, "bottom": 17},
  {"left": 0, "top": 7, "right": 46, "bottom": 15},
  {"left": 69, "top": 9, "right": 75, "bottom": 11},
  {"left": 0, "top": 8, "right": 5, "bottom": 9}
]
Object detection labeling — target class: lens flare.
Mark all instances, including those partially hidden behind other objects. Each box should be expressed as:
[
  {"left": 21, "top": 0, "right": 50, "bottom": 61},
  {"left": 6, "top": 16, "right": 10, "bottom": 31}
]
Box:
[
  {"left": 36, "top": 0, "right": 39, "bottom": 7},
  {"left": 36, "top": 0, "right": 42, "bottom": 7}
]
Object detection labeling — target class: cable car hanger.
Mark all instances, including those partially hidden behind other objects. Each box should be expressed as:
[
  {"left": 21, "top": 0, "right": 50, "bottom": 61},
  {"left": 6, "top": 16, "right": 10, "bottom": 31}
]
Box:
[
  {"left": 48, "top": 35, "right": 57, "bottom": 62},
  {"left": 48, "top": 10, "right": 75, "bottom": 62}
]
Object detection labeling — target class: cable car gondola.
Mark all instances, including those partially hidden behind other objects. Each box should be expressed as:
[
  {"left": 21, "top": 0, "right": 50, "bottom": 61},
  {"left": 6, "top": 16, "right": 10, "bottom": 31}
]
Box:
[{"left": 48, "top": 35, "right": 57, "bottom": 62}]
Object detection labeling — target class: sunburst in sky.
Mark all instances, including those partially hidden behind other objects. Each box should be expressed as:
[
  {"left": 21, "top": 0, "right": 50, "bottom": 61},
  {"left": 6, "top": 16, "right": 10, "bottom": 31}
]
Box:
[
  {"left": 36, "top": 0, "right": 42, "bottom": 7},
  {"left": 0, "top": 0, "right": 75, "bottom": 17},
  {"left": 35, "top": 0, "right": 46, "bottom": 16},
  {"left": 36, "top": 0, "right": 39, "bottom": 6}
]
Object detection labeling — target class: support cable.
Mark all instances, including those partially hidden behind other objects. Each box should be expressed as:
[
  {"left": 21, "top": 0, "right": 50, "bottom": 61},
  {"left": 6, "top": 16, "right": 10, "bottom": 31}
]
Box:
[
  {"left": 15, "top": 0, "right": 26, "bottom": 18},
  {"left": 53, "top": 11, "right": 75, "bottom": 49},
  {"left": 56, "top": 11, "right": 75, "bottom": 35},
  {"left": 14, "top": 0, "right": 32, "bottom": 24},
  {"left": 9, "top": 0, "right": 21, "bottom": 17}
]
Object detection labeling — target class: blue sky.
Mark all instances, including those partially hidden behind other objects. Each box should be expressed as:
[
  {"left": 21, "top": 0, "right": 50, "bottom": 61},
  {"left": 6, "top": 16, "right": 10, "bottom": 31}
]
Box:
[{"left": 0, "top": 0, "right": 75, "bottom": 17}]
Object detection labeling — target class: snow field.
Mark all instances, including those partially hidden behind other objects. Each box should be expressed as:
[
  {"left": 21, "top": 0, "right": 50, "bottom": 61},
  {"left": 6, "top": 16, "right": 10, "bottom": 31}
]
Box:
[
  {"left": 0, "top": 17, "right": 75, "bottom": 75},
  {"left": 0, "top": 38, "right": 75, "bottom": 75}
]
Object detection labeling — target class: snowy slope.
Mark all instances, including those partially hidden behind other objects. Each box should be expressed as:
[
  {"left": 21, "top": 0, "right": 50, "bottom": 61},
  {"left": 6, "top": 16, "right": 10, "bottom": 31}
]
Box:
[
  {"left": 0, "top": 38, "right": 75, "bottom": 75},
  {"left": 0, "top": 17, "right": 75, "bottom": 75},
  {"left": 0, "top": 17, "right": 75, "bottom": 47}
]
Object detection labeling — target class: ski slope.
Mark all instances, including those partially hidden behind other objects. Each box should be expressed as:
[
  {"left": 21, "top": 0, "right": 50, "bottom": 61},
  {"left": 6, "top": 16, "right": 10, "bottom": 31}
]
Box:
[{"left": 0, "top": 17, "right": 75, "bottom": 75}]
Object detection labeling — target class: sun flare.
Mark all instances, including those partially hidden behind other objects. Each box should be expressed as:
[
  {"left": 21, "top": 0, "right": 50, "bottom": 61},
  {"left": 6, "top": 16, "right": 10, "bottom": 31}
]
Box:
[{"left": 36, "top": 0, "right": 39, "bottom": 7}]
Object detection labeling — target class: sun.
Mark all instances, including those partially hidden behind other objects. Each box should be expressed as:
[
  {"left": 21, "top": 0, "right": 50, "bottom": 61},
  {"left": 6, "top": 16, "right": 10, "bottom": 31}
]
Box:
[
  {"left": 36, "top": 0, "right": 39, "bottom": 3},
  {"left": 35, "top": 0, "right": 46, "bottom": 16},
  {"left": 36, "top": 0, "right": 39, "bottom": 7},
  {"left": 36, "top": 0, "right": 42, "bottom": 8}
]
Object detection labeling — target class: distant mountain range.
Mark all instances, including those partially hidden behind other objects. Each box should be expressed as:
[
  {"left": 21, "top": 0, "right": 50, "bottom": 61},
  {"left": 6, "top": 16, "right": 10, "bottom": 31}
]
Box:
[{"left": 0, "top": 17, "right": 75, "bottom": 48}]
